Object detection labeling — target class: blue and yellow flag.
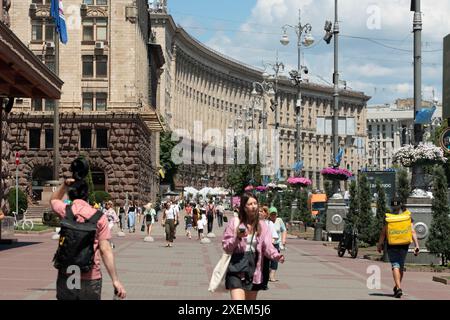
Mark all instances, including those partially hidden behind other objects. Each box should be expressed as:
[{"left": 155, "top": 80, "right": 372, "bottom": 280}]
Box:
[{"left": 51, "top": 0, "right": 68, "bottom": 44}]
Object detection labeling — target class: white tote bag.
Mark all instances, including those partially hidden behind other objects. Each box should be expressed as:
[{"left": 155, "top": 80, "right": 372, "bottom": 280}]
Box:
[
  {"left": 208, "top": 217, "right": 239, "bottom": 293},
  {"left": 208, "top": 252, "right": 231, "bottom": 292}
]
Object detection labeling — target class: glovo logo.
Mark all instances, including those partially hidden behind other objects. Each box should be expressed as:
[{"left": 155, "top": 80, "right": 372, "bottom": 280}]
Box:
[{"left": 59, "top": 236, "right": 65, "bottom": 246}]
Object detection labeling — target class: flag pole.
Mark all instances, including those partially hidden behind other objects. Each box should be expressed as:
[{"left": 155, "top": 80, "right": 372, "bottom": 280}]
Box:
[{"left": 53, "top": 31, "right": 60, "bottom": 182}]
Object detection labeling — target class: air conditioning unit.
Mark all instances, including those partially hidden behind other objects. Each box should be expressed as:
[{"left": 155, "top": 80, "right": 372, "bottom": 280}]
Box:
[
  {"left": 46, "top": 41, "right": 55, "bottom": 49},
  {"left": 95, "top": 41, "right": 104, "bottom": 50}
]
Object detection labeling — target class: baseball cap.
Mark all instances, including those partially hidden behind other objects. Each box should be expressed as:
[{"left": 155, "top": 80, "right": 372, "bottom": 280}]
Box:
[{"left": 269, "top": 207, "right": 278, "bottom": 214}]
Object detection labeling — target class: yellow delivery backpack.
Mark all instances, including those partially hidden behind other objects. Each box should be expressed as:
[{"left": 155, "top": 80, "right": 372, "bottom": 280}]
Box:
[{"left": 385, "top": 210, "right": 412, "bottom": 245}]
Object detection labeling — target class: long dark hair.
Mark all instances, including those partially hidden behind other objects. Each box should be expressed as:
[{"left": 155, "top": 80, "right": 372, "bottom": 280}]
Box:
[{"left": 239, "top": 192, "right": 260, "bottom": 235}]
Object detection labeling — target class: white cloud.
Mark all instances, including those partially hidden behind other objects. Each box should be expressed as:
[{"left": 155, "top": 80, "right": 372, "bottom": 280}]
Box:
[{"left": 185, "top": 0, "right": 448, "bottom": 104}]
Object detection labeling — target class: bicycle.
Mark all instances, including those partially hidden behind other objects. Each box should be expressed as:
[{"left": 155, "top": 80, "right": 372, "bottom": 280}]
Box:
[{"left": 13, "top": 210, "right": 34, "bottom": 231}]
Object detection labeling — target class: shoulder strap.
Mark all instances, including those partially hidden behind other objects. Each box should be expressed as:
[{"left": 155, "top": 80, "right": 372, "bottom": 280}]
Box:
[
  {"left": 86, "top": 210, "right": 103, "bottom": 225},
  {"left": 65, "top": 205, "right": 75, "bottom": 221}
]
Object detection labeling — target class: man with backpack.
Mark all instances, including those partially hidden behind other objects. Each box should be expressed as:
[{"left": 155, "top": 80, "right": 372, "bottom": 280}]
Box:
[
  {"left": 377, "top": 198, "right": 420, "bottom": 298},
  {"left": 50, "top": 178, "right": 126, "bottom": 300}
]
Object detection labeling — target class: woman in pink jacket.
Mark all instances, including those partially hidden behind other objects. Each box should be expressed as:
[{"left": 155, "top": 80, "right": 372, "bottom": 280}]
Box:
[{"left": 222, "top": 192, "right": 285, "bottom": 300}]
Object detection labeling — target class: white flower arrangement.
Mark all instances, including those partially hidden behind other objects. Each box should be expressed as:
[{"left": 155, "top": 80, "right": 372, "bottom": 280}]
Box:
[{"left": 393, "top": 143, "right": 447, "bottom": 167}]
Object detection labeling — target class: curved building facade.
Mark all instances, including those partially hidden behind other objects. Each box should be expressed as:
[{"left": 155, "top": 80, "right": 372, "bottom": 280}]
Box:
[{"left": 151, "top": 8, "right": 370, "bottom": 190}]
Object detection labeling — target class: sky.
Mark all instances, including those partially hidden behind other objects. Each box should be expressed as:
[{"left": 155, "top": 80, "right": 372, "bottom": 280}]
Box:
[{"left": 154, "top": 0, "right": 449, "bottom": 106}]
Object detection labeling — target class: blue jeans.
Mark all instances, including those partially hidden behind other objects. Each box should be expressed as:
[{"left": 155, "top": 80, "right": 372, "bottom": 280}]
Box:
[
  {"left": 128, "top": 212, "right": 135, "bottom": 230},
  {"left": 270, "top": 243, "right": 281, "bottom": 270}
]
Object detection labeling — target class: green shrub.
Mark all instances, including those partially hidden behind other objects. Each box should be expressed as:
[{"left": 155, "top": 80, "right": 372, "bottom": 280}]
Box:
[
  {"left": 7, "top": 188, "right": 28, "bottom": 215},
  {"left": 93, "top": 190, "right": 111, "bottom": 204}
]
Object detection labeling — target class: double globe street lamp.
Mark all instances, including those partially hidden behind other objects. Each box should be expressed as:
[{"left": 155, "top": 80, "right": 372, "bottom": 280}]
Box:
[{"left": 280, "top": 10, "right": 314, "bottom": 176}]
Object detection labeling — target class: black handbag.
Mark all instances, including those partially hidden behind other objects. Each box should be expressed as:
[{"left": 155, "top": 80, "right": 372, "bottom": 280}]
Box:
[{"left": 227, "top": 233, "right": 257, "bottom": 280}]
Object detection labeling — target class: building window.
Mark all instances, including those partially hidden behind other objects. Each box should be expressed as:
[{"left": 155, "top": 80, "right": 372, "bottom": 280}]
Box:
[
  {"left": 45, "top": 129, "right": 53, "bottom": 149},
  {"left": 36, "top": 55, "right": 56, "bottom": 73},
  {"left": 82, "top": 92, "right": 108, "bottom": 111},
  {"left": 80, "top": 129, "right": 92, "bottom": 149},
  {"left": 45, "top": 100, "right": 55, "bottom": 111},
  {"left": 83, "top": 18, "right": 108, "bottom": 42},
  {"left": 29, "top": 129, "right": 41, "bottom": 149},
  {"left": 96, "top": 93, "right": 107, "bottom": 111},
  {"left": 83, "top": 0, "right": 108, "bottom": 4},
  {"left": 82, "top": 56, "right": 94, "bottom": 77},
  {"left": 96, "top": 55, "right": 107, "bottom": 77},
  {"left": 82, "top": 55, "right": 107, "bottom": 78},
  {"left": 31, "top": 20, "right": 55, "bottom": 42},
  {"left": 96, "top": 129, "right": 108, "bottom": 149},
  {"left": 82, "top": 93, "right": 94, "bottom": 111},
  {"left": 32, "top": 99, "right": 43, "bottom": 111}
]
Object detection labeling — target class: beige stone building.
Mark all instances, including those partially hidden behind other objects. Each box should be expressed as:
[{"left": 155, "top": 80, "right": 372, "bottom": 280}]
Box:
[
  {"left": 7, "top": 0, "right": 164, "bottom": 206},
  {"left": 150, "top": 7, "right": 370, "bottom": 190}
]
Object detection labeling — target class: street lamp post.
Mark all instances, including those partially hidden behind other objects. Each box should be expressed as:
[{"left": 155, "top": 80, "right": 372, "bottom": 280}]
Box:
[
  {"left": 280, "top": 9, "right": 314, "bottom": 176},
  {"left": 252, "top": 78, "right": 276, "bottom": 185},
  {"left": 263, "top": 56, "right": 284, "bottom": 182},
  {"left": 324, "top": 0, "right": 340, "bottom": 193}
]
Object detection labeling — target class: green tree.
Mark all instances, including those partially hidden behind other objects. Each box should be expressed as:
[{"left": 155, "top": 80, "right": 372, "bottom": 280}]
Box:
[
  {"left": 85, "top": 168, "right": 95, "bottom": 204},
  {"left": 370, "top": 179, "right": 387, "bottom": 244},
  {"left": 297, "top": 188, "right": 311, "bottom": 231},
  {"left": 279, "top": 189, "right": 294, "bottom": 221},
  {"left": 432, "top": 119, "right": 450, "bottom": 185},
  {"left": 160, "top": 131, "right": 180, "bottom": 190},
  {"left": 397, "top": 169, "right": 410, "bottom": 204},
  {"left": 346, "top": 180, "right": 359, "bottom": 227},
  {"left": 7, "top": 188, "right": 28, "bottom": 215},
  {"left": 426, "top": 166, "right": 450, "bottom": 265},
  {"left": 357, "top": 173, "right": 373, "bottom": 245},
  {"left": 93, "top": 190, "right": 111, "bottom": 204}
]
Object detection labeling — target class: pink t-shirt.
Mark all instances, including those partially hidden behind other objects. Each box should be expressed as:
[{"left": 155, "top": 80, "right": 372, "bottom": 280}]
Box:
[{"left": 51, "top": 199, "right": 111, "bottom": 280}]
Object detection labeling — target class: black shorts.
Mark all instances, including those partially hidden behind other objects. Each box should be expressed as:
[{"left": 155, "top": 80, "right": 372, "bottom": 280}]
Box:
[{"left": 225, "top": 273, "right": 267, "bottom": 291}]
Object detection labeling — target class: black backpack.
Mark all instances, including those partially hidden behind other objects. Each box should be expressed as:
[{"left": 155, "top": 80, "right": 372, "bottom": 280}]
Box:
[{"left": 53, "top": 205, "right": 103, "bottom": 273}]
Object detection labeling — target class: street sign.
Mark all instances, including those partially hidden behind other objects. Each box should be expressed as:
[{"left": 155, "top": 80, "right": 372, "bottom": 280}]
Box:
[
  {"left": 440, "top": 127, "right": 450, "bottom": 153},
  {"left": 15, "top": 152, "right": 19, "bottom": 166}
]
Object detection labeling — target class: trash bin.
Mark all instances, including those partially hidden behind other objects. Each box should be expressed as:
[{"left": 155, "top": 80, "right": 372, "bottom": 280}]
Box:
[{"left": 313, "top": 226, "right": 323, "bottom": 241}]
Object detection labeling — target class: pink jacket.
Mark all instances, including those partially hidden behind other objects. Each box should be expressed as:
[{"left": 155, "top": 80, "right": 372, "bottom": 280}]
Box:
[{"left": 222, "top": 217, "right": 282, "bottom": 284}]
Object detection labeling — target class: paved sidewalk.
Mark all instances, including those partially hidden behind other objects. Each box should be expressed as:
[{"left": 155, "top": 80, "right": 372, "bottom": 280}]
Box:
[{"left": 1, "top": 216, "right": 450, "bottom": 300}]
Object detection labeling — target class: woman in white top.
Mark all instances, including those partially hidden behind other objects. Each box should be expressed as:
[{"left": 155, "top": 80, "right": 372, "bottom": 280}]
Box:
[{"left": 143, "top": 202, "right": 156, "bottom": 237}]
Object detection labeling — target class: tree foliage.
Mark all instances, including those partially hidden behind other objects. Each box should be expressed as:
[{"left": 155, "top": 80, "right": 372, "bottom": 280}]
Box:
[
  {"left": 357, "top": 173, "right": 374, "bottom": 245},
  {"left": 346, "top": 180, "right": 359, "bottom": 227},
  {"left": 85, "top": 167, "right": 95, "bottom": 205},
  {"left": 7, "top": 188, "right": 28, "bottom": 215},
  {"left": 160, "top": 131, "right": 180, "bottom": 190},
  {"left": 397, "top": 168, "right": 410, "bottom": 204},
  {"left": 370, "top": 179, "right": 387, "bottom": 244},
  {"left": 426, "top": 166, "right": 450, "bottom": 265}
]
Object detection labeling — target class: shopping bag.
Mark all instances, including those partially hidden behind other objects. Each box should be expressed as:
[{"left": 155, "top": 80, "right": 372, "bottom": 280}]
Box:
[{"left": 208, "top": 252, "right": 231, "bottom": 292}]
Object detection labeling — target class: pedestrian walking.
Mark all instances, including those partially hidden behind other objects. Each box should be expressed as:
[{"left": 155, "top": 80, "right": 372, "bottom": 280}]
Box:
[
  {"left": 118, "top": 206, "right": 125, "bottom": 232},
  {"left": 268, "top": 207, "right": 287, "bottom": 282},
  {"left": 216, "top": 202, "right": 225, "bottom": 227},
  {"left": 222, "top": 192, "right": 285, "bottom": 300},
  {"left": 50, "top": 178, "right": 126, "bottom": 300},
  {"left": 377, "top": 198, "right": 420, "bottom": 298},
  {"left": 192, "top": 203, "right": 200, "bottom": 230},
  {"left": 206, "top": 201, "right": 215, "bottom": 233},
  {"left": 162, "top": 201, "right": 176, "bottom": 247},
  {"left": 184, "top": 210, "right": 193, "bottom": 239},
  {"left": 104, "top": 200, "right": 119, "bottom": 248},
  {"left": 143, "top": 202, "right": 156, "bottom": 237},
  {"left": 127, "top": 201, "right": 137, "bottom": 233},
  {"left": 197, "top": 209, "right": 206, "bottom": 240},
  {"left": 259, "top": 206, "right": 278, "bottom": 289}
]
